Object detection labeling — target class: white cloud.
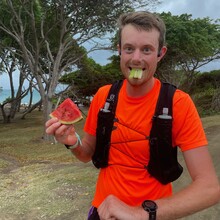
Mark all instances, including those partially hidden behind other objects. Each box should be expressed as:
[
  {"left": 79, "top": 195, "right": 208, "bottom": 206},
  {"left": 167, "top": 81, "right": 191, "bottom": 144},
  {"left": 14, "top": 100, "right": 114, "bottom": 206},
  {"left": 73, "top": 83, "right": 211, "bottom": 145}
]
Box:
[{"left": 156, "top": 0, "right": 220, "bottom": 19}]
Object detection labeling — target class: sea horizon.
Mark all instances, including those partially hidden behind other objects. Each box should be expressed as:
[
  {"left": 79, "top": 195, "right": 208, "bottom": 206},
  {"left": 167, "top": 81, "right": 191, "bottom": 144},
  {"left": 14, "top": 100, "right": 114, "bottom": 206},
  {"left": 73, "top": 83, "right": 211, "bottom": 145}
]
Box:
[{"left": 0, "top": 89, "right": 41, "bottom": 104}]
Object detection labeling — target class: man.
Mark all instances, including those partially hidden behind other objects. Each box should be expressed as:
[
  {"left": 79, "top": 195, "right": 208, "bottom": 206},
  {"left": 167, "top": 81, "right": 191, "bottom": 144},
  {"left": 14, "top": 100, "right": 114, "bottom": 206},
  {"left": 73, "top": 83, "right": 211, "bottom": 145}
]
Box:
[{"left": 46, "top": 11, "right": 220, "bottom": 220}]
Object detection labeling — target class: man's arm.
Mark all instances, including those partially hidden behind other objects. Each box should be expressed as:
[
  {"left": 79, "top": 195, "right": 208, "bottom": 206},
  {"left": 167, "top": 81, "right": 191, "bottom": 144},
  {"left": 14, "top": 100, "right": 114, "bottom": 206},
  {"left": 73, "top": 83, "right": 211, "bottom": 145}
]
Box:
[
  {"left": 154, "top": 146, "right": 220, "bottom": 219},
  {"left": 45, "top": 117, "right": 96, "bottom": 163},
  {"left": 97, "top": 146, "right": 220, "bottom": 220},
  {"left": 69, "top": 132, "right": 96, "bottom": 163}
]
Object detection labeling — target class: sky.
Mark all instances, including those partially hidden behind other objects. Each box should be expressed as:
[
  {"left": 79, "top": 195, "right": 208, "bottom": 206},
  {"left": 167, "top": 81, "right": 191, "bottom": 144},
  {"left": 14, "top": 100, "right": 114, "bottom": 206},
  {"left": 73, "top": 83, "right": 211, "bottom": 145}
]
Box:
[
  {"left": 1, "top": 0, "right": 220, "bottom": 89},
  {"left": 156, "top": 0, "right": 220, "bottom": 20}
]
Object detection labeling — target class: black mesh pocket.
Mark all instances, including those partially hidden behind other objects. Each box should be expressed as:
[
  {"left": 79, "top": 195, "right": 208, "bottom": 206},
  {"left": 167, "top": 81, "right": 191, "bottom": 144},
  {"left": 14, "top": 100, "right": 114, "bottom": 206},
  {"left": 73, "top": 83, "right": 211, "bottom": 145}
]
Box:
[
  {"left": 148, "top": 117, "right": 183, "bottom": 185},
  {"left": 92, "top": 110, "right": 115, "bottom": 168}
]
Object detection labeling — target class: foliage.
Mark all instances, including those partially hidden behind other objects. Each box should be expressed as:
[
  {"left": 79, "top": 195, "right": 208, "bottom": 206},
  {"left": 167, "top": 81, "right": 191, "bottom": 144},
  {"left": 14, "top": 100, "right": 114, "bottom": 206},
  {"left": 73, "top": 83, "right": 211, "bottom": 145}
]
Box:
[
  {"left": 60, "top": 55, "right": 123, "bottom": 97},
  {"left": 0, "top": 0, "right": 160, "bottom": 132},
  {"left": 103, "top": 55, "right": 122, "bottom": 80},
  {"left": 157, "top": 13, "right": 220, "bottom": 91},
  {"left": 192, "top": 89, "right": 217, "bottom": 117},
  {"left": 191, "top": 70, "right": 220, "bottom": 116},
  {"left": 192, "top": 70, "right": 220, "bottom": 93}
]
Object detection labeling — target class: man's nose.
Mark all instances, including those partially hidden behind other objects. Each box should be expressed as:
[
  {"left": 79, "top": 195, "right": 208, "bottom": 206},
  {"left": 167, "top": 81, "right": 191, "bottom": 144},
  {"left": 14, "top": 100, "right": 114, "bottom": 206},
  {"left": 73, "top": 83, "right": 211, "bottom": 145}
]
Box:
[{"left": 132, "top": 50, "right": 142, "bottom": 63}]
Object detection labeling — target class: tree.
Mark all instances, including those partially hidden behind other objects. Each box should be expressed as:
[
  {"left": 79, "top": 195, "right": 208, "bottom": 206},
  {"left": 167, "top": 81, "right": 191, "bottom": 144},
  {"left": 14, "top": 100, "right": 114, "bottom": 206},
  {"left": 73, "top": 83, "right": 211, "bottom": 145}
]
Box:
[
  {"left": 157, "top": 13, "right": 220, "bottom": 91},
  {"left": 0, "top": 49, "right": 32, "bottom": 123},
  {"left": 190, "top": 70, "right": 220, "bottom": 115},
  {"left": 0, "top": 0, "right": 44, "bottom": 122},
  {"left": 59, "top": 54, "right": 123, "bottom": 99},
  {"left": 0, "top": 0, "right": 160, "bottom": 140},
  {"left": 0, "top": 2, "right": 34, "bottom": 123}
]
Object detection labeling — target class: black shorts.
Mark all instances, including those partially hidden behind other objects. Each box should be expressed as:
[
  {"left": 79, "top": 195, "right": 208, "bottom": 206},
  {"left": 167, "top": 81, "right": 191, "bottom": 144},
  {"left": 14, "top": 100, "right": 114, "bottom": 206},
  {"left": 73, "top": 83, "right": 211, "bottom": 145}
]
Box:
[{"left": 88, "top": 206, "right": 100, "bottom": 220}]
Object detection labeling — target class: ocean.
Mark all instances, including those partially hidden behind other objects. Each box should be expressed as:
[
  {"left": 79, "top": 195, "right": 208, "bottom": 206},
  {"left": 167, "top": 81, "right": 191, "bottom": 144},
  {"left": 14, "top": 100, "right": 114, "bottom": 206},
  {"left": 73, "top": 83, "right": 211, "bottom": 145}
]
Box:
[{"left": 0, "top": 89, "right": 41, "bottom": 104}]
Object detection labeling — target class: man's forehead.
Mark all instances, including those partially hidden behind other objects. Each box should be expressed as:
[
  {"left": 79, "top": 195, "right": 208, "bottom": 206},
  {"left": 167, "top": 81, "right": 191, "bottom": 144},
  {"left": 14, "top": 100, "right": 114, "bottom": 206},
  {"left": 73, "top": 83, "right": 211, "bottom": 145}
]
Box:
[{"left": 121, "top": 25, "right": 160, "bottom": 45}]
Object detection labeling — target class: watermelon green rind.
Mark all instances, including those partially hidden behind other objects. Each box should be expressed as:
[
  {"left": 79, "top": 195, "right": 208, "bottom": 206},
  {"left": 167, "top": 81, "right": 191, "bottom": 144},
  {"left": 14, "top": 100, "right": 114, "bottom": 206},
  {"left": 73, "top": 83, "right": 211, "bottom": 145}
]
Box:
[
  {"left": 129, "top": 68, "right": 143, "bottom": 79},
  {"left": 50, "top": 113, "right": 83, "bottom": 124},
  {"left": 50, "top": 98, "right": 83, "bottom": 124}
]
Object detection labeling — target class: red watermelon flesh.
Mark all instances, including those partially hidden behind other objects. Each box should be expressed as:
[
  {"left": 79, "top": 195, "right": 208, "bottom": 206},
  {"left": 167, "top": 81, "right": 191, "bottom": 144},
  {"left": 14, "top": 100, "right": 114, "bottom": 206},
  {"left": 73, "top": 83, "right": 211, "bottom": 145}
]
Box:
[{"left": 50, "top": 98, "right": 83, "bottom": 124}]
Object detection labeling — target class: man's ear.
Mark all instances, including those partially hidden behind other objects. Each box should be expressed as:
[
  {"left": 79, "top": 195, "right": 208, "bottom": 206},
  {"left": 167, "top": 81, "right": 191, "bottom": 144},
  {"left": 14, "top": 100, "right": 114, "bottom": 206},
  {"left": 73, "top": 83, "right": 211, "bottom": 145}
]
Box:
[
  {"left": 157, "top": 46, "right": 167, "bottom": 61},
  {"left": 117, "top": 44, "right": 121, "bottom": 56}
]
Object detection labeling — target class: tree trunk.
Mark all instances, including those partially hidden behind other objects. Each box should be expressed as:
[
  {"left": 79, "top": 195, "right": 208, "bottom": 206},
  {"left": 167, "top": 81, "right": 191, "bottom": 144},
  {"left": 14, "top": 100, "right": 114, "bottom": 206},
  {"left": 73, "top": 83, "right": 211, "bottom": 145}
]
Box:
[
  {"left": 0, "top": 104, "right": 11, "bottom": 123},
  {"left": 21, "top": 100, "right": 42, "bottom": 119},
  {"left": 42, "top": 96, "right": 55, "bottom": 142}
]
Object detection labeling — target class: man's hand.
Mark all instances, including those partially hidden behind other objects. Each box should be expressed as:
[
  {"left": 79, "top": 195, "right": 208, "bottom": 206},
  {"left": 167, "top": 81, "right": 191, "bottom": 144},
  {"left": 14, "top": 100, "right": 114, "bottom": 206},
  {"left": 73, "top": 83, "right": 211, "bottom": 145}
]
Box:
[
  {"left": 98, "top": 195, "right": 147, "bottom": 220},
  {"left": 45, "top": 117, "right": 77, "bottom": 145}
]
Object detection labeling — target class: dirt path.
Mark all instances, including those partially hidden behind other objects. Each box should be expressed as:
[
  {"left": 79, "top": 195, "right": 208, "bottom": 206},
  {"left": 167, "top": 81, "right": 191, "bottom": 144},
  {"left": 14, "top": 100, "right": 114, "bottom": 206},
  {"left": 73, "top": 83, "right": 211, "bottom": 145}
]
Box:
[{"left": 0, "top": 153, "right": 21, "bottom": 173}]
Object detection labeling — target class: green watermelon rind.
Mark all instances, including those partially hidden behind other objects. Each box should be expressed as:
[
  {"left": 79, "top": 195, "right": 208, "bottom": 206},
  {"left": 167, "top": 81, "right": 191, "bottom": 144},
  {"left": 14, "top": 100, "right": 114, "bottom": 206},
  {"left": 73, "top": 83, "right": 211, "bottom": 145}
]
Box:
[
  {"left": 49, "top": 98, "right": 83, "bottom": 124},
  {"left": 129, "top": 69, "right": 142, "bottom": 79},
  {"left": 50, "top": 113, "right": 83, "bottom": 124}
]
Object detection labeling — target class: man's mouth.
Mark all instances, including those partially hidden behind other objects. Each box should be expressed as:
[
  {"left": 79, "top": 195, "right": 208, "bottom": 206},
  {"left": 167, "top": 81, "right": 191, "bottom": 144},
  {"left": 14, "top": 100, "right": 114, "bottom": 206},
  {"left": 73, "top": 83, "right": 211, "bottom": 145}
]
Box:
[{"left": 129, "top": 68, "right": 145, "bottom": 79}]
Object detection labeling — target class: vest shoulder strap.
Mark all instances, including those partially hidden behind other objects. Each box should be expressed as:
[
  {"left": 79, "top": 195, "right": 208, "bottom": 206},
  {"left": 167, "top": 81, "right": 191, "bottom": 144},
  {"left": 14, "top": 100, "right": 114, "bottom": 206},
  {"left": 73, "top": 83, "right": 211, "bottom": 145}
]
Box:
[
  {"left": 148, "top": 82, "right": 183, "bottom": 184},
  {"left": 105, "top": 80, "right": 123, "bottom": 113},
  {"left": 92, "top": 80, "right": 123, "bottom": 168},
  {"left": 154, "top": 82, "right": 176, "bottom": 116}
]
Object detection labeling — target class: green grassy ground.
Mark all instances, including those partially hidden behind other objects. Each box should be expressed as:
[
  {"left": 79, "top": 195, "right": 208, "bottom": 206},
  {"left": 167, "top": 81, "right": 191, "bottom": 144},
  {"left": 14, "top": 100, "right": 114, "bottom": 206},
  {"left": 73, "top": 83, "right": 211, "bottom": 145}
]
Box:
[
  {"left": 0, "top": 111, "right": 219, "bottom": 220},
  {"left": 0, "top": 110, "right": 98, "bottom": 220}
]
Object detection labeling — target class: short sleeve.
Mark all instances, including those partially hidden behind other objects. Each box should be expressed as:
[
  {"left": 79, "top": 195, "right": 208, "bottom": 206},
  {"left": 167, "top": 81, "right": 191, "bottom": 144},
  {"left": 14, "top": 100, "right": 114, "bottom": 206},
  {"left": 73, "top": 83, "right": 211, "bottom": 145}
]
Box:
[{"left": 172, "top": 90, "right": 208, "bottom": 151}]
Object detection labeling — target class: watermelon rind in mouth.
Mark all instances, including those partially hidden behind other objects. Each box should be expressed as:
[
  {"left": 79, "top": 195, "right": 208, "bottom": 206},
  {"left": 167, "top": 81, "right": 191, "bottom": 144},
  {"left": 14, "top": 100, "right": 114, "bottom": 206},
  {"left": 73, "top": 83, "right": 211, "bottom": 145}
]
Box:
[{"left": 129, "top": 68, "right": 143, "bottom": 79}]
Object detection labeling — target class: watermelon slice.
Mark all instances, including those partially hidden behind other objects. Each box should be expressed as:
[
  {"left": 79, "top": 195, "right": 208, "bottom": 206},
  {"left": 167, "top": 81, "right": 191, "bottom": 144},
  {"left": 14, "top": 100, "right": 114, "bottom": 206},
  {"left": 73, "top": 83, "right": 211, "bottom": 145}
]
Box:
[{"left": 50, "top": 98, "right": 83, "bottom": 124}]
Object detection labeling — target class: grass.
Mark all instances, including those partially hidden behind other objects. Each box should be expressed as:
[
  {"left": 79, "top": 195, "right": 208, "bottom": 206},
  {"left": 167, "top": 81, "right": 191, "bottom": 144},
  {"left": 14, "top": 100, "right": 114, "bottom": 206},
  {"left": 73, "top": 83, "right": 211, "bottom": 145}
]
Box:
[
  {"left": 0, "top": 110, "right": 220, "bottom": 220},
  {"left": 0, "top": 111, "right": 78, "bottom": 163},
  {"left": 0, "top": 110, "right": 98, "bottom": 220}
]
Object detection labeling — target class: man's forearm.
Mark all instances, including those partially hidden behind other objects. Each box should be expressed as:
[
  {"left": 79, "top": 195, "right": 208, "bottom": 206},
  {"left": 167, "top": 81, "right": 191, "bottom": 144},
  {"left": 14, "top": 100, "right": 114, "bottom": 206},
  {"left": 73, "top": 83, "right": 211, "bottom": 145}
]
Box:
[
  {"left": 155, "top": 178, "right": 220, "bottom": 220},
  {"left": 70, "top": 134, "right": 95, "bottom": 163}
]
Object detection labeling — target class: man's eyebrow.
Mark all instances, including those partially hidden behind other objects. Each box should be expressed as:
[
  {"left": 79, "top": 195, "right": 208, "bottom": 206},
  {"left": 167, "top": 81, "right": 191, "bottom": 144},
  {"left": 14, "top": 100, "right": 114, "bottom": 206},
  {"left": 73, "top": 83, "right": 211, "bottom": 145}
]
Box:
[
  {"left": 123, "top": 43, "right": 133, "bottom": 46},
  {"left": 142, "top": 43, "right": 157, "bottom": 49}
]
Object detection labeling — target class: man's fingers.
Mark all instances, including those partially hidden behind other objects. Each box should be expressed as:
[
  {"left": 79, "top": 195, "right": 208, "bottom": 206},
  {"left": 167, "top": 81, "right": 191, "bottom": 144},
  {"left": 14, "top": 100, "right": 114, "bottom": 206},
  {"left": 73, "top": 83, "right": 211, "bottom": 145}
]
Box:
[
  {"left": 45, "top": 117, "right": 59, "bottom": 128},
  {"left": 45, "top": 118, "right": 76, "bottom": 146},
  {"left": 45, "top": 118, "right": 61, "bottom": 135},
  {"left": 54, "top": 124, "right": 73, "bottom": 137}
]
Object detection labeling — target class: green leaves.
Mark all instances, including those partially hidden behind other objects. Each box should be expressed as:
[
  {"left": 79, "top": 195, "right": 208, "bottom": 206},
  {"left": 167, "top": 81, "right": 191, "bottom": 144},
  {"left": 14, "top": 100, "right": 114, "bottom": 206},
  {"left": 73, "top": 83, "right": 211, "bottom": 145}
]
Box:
[{"left": 157, "top": 12, "right": 220, "bottom": 91}]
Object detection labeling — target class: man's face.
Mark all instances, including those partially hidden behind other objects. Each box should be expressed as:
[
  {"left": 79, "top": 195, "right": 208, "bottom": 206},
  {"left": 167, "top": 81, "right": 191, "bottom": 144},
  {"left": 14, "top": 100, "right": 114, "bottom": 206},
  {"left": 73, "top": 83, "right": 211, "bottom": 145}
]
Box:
[{"left": 119, "top": 24, "right": 166, "bottom": 86}]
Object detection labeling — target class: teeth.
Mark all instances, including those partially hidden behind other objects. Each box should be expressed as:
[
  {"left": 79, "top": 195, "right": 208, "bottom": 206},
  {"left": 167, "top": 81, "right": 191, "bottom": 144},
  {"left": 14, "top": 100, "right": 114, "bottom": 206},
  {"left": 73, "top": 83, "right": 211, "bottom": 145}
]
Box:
[{"left": 129, "top": 68, "right": 143, "bottom": 79}]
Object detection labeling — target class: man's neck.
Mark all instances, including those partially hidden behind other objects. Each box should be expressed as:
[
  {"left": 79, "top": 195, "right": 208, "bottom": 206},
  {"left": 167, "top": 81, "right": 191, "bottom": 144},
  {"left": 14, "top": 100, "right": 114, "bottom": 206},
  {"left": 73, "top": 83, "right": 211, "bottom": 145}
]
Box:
[{"left": 126, "top": 77, "right": 155, "bottom": 98}]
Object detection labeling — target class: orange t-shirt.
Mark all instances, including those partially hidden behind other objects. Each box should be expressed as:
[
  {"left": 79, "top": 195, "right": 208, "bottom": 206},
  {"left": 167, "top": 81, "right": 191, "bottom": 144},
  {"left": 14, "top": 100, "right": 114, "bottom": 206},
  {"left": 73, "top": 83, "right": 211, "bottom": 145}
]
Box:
[{"left": 84, "top": 78, "right": 208, "bottom": 208}]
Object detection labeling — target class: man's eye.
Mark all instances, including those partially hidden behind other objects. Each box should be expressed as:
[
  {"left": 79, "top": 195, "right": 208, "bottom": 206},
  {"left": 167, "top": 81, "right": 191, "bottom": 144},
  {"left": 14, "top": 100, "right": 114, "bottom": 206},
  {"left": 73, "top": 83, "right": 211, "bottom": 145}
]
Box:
[
  {"left": 124, "top": 47, "right": 133, "bottom": 53},
  {"left": 143, "top": 48, "right": 151, "bottom": 53}
]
